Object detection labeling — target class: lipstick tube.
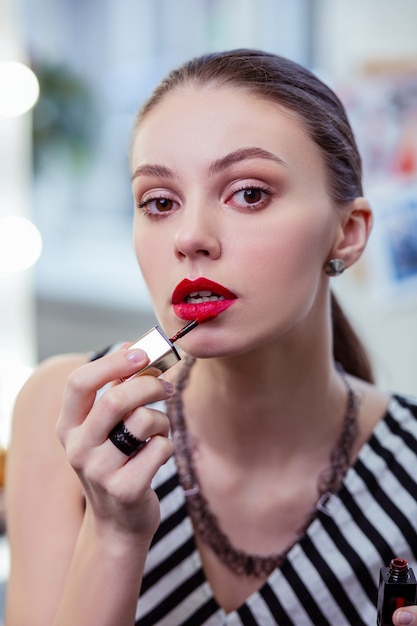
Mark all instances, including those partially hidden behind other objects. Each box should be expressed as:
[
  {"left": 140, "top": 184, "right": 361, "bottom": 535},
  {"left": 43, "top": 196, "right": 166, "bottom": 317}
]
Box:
[
  {"left": 123, "top": 326, "right": 181, "bottom": 380},
  {"left": 377, "top": 558, "right": 417, "bottom": 625}
]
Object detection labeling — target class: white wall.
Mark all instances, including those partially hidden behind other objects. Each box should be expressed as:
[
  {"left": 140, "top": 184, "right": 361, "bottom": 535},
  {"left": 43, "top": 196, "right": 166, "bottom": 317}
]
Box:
[{"left": 315, "top": 0, "right": 417, "bottom": 79}]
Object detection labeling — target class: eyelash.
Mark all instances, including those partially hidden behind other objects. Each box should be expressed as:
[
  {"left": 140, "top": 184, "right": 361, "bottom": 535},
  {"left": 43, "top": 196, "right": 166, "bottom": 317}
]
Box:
[
  {"left": 136, "top": 183, "right": 273, "bottom": 217},
  {"left": 227, "top": 184, "right": 273, "bottom": 210},
  {"left": 136, "top": 195, "right": 177, "bottom": 216}
]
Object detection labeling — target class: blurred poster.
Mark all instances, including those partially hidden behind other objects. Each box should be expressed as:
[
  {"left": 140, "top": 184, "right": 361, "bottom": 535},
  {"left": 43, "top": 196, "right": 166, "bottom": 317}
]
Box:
[
  {"left": 342, "top": 68, "right": 417, "bottom": 184},
  {"left": 368, "top": 182, "right": 417, "bottom": 300},
  {"left": 340, "top": 66, "right": 417, "bottom": 302}
]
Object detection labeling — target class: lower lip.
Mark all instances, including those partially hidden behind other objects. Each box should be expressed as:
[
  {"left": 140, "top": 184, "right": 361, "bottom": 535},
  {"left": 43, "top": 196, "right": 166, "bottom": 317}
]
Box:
[{"left": 173, "top": 299, "right": 235, "bottom": 322}]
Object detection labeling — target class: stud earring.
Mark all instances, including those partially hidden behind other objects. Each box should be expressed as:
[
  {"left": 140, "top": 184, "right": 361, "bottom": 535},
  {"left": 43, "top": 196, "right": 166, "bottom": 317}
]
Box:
[{"left": 325, "top": 258, "right": 346, "bottom": 276}]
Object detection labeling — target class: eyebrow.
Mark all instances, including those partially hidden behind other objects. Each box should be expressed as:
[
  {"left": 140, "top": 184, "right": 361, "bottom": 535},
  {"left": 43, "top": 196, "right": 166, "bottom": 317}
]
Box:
[
  {"left": 131, "top": 163, "right": 175, "bottom": 181},
  {"left": 208, "top": 147, "right": 287, "bottom": 175},
  {"left": 131, "top": 146, "right": 286, "bottom": 181}
]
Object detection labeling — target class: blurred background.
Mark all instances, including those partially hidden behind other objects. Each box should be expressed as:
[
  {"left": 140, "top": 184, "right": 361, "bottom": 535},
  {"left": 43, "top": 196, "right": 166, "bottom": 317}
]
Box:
[{"left": 1, "top": 0, "right": 417, "bottom": 613}]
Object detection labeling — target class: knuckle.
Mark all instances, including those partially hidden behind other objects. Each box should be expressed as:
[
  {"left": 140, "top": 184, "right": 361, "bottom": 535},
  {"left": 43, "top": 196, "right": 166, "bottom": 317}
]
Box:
[
  {"left": 142, "top": 374, "right": 166, "bottom": 395},
  {"left": 83, "top": 458, "right": 104, "bottom": 484},
  {"left": 65, "top": 443, "right": 86, "bottom": 474},
  {"left": 155, "top": 435, "right": 175, "bottom": 463},
  {"left": 157, "top": 411, "right": 171, "bottom": 436},
  {"left": 60, "top": 432, "right": 97, "bottom": 477},
  {"left": 55, "top": 417, "right": 65, "bottom": 444},
  {"left": 105, "top": 474, "right": 129, "bottom": 502},
  {"left": 78, "top": 451, "right": 108, "bottom": 486},
  {"left": 66, "top": 367, "right": 87, "bottom": 393},
  {"left": 135, "top": 406, "right": 154, "bottom": 430},
  {"left": 100, "top": 385, "right": 127, "bottom": 415},
  {"left": 71, "top": 454, "right": 86, "bottom": 474}
]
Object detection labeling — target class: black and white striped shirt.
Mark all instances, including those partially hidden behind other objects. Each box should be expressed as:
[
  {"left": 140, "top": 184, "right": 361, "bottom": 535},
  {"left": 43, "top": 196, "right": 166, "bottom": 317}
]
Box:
[{"left": 134, "top": 394, "right": 417, "bottom": 626}]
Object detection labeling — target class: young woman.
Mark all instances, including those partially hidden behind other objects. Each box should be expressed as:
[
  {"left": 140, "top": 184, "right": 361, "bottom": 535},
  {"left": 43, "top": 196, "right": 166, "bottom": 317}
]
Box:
[{"left": 5, "top": 50, "right": 417, "bottom": 626}]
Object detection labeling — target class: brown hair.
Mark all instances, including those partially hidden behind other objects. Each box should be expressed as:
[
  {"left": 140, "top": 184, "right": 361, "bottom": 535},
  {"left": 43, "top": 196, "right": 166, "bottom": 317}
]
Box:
[{"left": 134, "top": 49, "right": 374, "bottom": 382}]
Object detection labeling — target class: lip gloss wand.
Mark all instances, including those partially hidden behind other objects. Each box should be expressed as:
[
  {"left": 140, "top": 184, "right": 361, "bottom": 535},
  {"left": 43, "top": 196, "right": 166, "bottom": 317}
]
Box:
[{"left": 123, "top": 316, "right": 215, "bottom": 380}]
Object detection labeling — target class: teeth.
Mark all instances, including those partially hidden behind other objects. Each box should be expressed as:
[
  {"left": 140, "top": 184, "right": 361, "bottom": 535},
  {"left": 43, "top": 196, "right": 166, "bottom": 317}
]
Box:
[
  {"left": 189, "top": 291, "right": 211, "bottom": 297},
  {"left": 186, "top": 291, "right": 224, "bottom": 304}
]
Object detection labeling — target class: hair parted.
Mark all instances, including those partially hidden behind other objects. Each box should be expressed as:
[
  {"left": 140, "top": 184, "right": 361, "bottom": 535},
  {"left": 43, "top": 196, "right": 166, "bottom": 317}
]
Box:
[{"left": 133, "top": 49, "right": 373, "bottom": 382}]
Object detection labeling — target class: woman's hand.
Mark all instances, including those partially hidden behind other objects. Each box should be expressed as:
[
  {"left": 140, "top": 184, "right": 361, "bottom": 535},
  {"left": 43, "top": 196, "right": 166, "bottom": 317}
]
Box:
[
  {"left": 56, "top": 346, "right": 175, "bottom": 543},
  {"left": 393, "top": 607, "right": 417, "bottom": 625}
]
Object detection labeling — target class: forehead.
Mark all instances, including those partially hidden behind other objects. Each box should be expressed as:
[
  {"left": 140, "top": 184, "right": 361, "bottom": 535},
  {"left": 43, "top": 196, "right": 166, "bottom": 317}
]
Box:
[
  {"left": 131, "top": 85, "right": 325, "bottom": 179},
  {"left": 135, "top": 84, "right": 305, "bottom": 139}
]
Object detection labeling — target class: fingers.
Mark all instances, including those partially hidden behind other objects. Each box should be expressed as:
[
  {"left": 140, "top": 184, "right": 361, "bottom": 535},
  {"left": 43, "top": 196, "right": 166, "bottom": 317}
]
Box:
[
  {"left": 57, "top": 340, "right": 174, "bottom": 447},
  {"left": 73, "top": 405, "right": 173, "bottom": 478},
  {"left": 58, "top": 347, "right": 151, "bottom": 432},
  {"left": 52, "top": 344, "right": 176, "bottom": 540},
  {"left": 56, "top": 345, "right": 175, "bottom": 463},
  {"left": 59, "top": 375, "right": 174, "bottom": 462},
  {"left": 104, "top": 404, "right": 171, "bottom": 463},
  {"left": 80, "top": 374, "right": 173, "bottom": 441},
  {"left": 393, "top": 608, "right": 417, "bottom": 625},
  {"left": 106, "top": 435, "right": 175, "bottom": 499}
]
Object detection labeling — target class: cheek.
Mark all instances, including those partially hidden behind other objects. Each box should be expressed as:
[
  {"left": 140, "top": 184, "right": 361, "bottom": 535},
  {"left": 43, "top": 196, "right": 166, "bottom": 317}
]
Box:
[
  {"left": 243, "top": 220, "right": 332, "bottom": 332},
  {"left": 238, "top": 215, "right": 332, "bottom": 288},
  {"left": 133, "top": 227, "right": 146, "bottom": 274},
  {"left": 133, "top": 226, "right": 165, "bottom": 295}
]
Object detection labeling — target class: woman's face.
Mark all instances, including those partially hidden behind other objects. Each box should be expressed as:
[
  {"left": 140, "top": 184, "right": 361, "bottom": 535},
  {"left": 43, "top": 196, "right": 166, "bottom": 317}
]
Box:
[{"left": 131, "top": 85, "right": 341, "bottom": 358}]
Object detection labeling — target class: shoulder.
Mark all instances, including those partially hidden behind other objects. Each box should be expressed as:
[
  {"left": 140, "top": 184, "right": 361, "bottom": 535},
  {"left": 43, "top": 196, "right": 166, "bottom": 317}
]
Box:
[
  {"left": 33, "top": 351, "right": 89, "bottom": 378},
  {"left": 357, "top": 385, "right": 417, "bottom": 454},
  {"left": 5, "top": 353, "right": 92, "bottom": 623},
  {"left": 348, "top": 377, "right": 417, "bottom": 456},
  {"left": 6, "top": 352, "right": 90, "bottom": 532},
  {"left": 11, "top": 354, "right": 90, "bottom": 446},
  {"left": 385, "top": 393, "right": 417, "bottom": 427},
  {"left": 17, "top": 352, "right": 89, "bottom": 400},
  {"left": 391, "top": 393, "right": 417, "bottom": 411}
]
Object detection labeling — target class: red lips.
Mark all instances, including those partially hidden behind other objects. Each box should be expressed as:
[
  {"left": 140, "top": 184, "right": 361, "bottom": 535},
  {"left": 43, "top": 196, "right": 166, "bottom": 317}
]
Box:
[{"left": 171, "top": 277, "right": 236, "bottom": 322}]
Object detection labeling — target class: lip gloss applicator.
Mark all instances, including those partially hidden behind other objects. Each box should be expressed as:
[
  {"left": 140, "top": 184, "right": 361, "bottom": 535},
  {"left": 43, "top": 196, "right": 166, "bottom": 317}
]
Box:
[
  {"left": 123, "top": 317, "right": 213, "bottom": 380},
  {"left": 168, "top": 319, "right": 200, "bottom": 343}
]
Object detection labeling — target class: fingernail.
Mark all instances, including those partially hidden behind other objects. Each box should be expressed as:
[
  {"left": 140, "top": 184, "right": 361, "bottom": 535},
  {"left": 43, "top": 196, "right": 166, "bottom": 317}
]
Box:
[
  {"left": 396, "top": 611, "right": 414, "bottom": 625},
  {"left": 162, "top": 380, "right": 174, "bottom": 395},
  {"left": 127, "top": 349, "right": 147, "bottom": 364}
]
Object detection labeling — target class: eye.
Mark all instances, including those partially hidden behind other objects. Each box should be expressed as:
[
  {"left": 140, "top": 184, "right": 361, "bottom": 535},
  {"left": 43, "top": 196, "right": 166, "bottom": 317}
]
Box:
[
  {"left": 240, "top": 188, "right": 264, "bottom": 204},
  {"left": 136, "top": 195, "right": 178, "bottom": 216},
  {"left": 226, "top": 184, "right": 272, "bottom": 211}
]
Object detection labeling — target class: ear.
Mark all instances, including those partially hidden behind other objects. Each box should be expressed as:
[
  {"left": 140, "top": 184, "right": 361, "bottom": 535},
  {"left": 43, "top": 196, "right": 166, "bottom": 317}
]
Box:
[{"left": 328, "top": 197, "right": 373, "bottom": 269}]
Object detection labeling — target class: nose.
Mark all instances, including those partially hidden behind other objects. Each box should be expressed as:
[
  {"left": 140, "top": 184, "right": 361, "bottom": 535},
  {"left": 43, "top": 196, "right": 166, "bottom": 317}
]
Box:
[{"left": 174, "top": 202, "right": 221, "bottom": 261}]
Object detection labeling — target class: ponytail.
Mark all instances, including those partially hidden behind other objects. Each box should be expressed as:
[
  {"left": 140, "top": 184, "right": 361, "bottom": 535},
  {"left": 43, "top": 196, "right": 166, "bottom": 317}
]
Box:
[{"left": 331, "top": 292, "right": 374, "bottom": 383}]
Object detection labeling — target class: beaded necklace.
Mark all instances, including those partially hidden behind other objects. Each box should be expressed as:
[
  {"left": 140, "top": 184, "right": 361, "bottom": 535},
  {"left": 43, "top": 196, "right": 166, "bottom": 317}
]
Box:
[{"left": 167, "top": 357, "right": 358, "bottom": 578}]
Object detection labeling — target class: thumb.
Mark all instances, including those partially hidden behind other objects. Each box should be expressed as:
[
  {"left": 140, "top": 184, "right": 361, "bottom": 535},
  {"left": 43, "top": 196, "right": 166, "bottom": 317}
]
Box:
[{"left": 393, "top": 608, "right": 416, "bottom": 625}]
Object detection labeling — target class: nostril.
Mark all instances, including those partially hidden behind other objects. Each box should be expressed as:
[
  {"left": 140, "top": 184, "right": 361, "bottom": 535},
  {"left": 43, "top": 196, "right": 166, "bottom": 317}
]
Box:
[
  {"left": 176, "top": 247, "right": 210, "bottom": 259},
  {"left": 174, "top": 222, "right": 221, "bottom": 260}
]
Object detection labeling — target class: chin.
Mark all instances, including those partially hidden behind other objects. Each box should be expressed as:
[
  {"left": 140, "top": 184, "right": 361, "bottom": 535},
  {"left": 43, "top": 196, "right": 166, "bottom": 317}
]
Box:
[{"left": 181, "top": 339, "right": 245, "bottom": 361}]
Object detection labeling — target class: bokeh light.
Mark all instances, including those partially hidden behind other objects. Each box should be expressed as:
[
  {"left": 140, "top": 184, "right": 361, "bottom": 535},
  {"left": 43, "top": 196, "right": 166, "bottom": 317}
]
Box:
[
  {"left": 0, "top": 61, "right": 40, "bottom": 117},
  {"left": 0, "top": 216, "right": 43, "bottom": 276}
]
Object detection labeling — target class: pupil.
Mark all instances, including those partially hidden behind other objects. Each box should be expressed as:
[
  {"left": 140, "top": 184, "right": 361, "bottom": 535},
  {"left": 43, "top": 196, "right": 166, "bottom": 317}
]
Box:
[
  {"left": 157, "top": 198, "right": 171, "bottom": 211},
  {"left": 244, "top": 188, "right": 261, "bottom": 203}
]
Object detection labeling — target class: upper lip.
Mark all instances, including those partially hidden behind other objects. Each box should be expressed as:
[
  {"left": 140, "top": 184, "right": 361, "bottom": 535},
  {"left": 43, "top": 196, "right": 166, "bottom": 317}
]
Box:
[{"left": 171, "top": 278, "right": 237, "bottom": 304}]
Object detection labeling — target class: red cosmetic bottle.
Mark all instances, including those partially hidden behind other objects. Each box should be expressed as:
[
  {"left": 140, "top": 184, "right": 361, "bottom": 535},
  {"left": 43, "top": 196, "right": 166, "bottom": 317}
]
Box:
[{"left": 377, "top": 558, "right": 417, "bottom": 625}]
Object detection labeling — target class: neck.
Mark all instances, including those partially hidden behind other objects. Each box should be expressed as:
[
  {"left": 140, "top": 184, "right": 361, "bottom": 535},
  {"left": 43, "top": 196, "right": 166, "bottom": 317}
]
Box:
[
  {"left": 180, "top": 346, "right": 348, "bottom": 465},
  {"left": 175, "top": 288, "right": 351, "bottom": 464}
]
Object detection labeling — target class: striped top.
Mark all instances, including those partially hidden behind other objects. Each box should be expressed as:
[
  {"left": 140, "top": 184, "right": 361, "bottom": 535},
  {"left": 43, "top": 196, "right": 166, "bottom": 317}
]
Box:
[{"left": 133, "top": 394, "right": 417, "bottom": 626}]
